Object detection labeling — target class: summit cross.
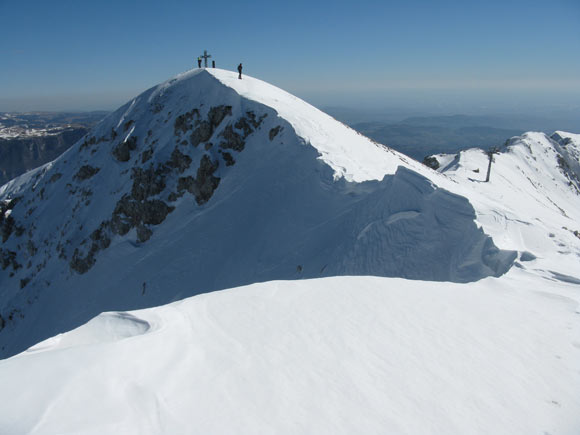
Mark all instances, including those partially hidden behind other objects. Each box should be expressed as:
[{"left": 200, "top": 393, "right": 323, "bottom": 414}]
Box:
[{"left": 201, "top": 50, "right": 212, "bottom": 68}]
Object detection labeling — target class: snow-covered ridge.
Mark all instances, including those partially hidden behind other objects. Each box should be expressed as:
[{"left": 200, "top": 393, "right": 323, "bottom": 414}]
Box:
[
  {"left": 426, "top": 131, "right": 580, "bottom": 285},
  {"left": 207, "top": 69, "right": 427, "bottom": 181},
  {"left": 0, "top": 68, "right": 516, "bottom": 358},
  {"left": 1, "top": 70, "right": 580, "bottom": 434}
]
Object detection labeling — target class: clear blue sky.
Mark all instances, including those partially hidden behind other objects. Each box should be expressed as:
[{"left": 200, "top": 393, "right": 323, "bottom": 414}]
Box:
[{"left": 1, "top": 0, "right": 579, "bottom": 112}]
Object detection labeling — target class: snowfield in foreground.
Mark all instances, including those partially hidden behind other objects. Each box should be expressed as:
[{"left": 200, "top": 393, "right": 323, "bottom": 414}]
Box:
[{"left": 1, "top": 272, "right": 579, "bottom": 434}]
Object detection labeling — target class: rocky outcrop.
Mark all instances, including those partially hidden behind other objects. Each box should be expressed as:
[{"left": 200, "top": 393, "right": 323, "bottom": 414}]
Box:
[
  {"left": 218, "top": 125, "right": 245, "bottom": 151},
  {"left": 74, "top": 165, "right": 100, "bottom": 181},
  {"left": 174, "top": 109, "right": 200, "bottom": 136},
  {"left": 422, "top": 156, "right": 440, "bottom": 170},
  {"left": 1, "top": 198, "right": 23, "bottom": 243},
  {"left": 0, "top": 248, "right": 20, "bottom": 272},
  {"left": 178, "top": 155, "right": 220, "bottom": 205},
  {"left": 167, "top": 147, "right": 192, "bottom": 173},
  {"left": 208, "top": 106, "right": 232, "bottom": 128},
  {"left": 112, "top": 136, "right": 138, "bottom": 162},
  {"left": 174, "top": 105, "right": 233, "bottom": 148},
  {"left": 219, "top": 111, "right": 267, "bottom": 152},
  {"left": 111, "top": 197, "right": 174, "bottom": 234},
  {"left": 49, "top": 173, "right": 62, "bottom": 183},
  {"left": 219, "top": 151, "right": 235, "bottom": 166},
  {"left": 131, "top": 166, "right": 167, "bottom": 201},
  {"left": 269, "top": 126, "right": 282, "bottom": 141},
  {"left": 190, "top": 121, "right": 213, "bottom": 147}
]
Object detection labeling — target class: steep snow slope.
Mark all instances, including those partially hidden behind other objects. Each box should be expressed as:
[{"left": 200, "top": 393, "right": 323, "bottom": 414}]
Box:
[
  {"left": 1, "top": 273, "right": 579, "bottom": 434},
  {"left": 0, "top": 69, "right": 513, "bottom": 358}
]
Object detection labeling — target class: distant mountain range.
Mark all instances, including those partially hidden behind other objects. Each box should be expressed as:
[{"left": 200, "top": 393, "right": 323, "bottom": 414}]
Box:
[
  {"left": 324, "top": 108, "right": 580, "bottom": 161},
  {"left": 0, "top": 112, "right": 107, "bottom": 185}
]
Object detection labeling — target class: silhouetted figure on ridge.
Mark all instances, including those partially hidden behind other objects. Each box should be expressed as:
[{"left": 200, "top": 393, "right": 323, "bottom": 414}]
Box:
[
  {"left": 197, "top": 57, "right": 202, "bottom": 68},
  {"left": 238, "top": 63, "right": 243, "bottom": 79}
]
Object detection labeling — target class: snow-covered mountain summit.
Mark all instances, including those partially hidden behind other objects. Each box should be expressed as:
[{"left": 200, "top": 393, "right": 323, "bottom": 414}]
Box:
[
  {"left": 1, "top": 68, "right": 514, "bottom": 357},
  {"left": 1, "top": 71, "right": 579, "bottom": 433}
]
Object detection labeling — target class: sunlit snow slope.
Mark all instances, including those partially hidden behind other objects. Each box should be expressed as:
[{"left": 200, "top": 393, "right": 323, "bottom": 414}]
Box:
[
  {"left": 0, "top": 69, "right": 513, "bottom": 358},
  {"left": 430, "top": 131, "right": 580, "bottom": 283},
  {"left": 1, "top": 274, "right": 579, "bottom": 434}
]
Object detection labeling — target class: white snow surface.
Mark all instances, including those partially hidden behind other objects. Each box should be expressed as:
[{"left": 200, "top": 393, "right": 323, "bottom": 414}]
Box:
[
  {"left": 1, "top": 273, "right": 579, "bottom": 434},
  {"left": 207, "top": 69, "right": 424, "bottom": 181},
  {"left": 1, "top": 69, "right": 580, "bottom": 434}
]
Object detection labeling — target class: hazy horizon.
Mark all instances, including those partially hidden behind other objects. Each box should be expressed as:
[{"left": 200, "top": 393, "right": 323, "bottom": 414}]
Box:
[{"left": 2, "top": 0, "right": 579, "bottom": 118}]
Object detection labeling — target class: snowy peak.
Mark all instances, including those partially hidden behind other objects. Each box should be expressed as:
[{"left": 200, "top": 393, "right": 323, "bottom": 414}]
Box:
[{"left": 0, "top": 68, "right": 515, "bottom": 358}]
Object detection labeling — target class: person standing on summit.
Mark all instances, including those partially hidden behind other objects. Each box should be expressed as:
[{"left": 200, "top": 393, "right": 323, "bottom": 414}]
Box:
[
  {"left": 238, "top": 63, "right": 243, "bottom": 79},
  {"left": 197, "top": 57, "right": 202, "bottom": 68}
]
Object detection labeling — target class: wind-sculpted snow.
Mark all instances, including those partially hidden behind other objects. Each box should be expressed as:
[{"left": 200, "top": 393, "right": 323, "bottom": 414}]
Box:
[
  {"left": 26, "top": 311, "right": 151, "bottom": 353},
  {"left": 426, "top": 131, "right": 580, "bottom": 291},
  {"left": 1, "top": 275, "right": 579, "bottom": 434},
  {"left": 0, "top": 69, "right": 513, "bottom": 358}
]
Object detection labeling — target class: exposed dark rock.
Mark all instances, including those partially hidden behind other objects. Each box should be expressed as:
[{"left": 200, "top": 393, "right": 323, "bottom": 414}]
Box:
[
  {"left": 557, "top": 154, "right": 580, "bottom": 192},
  {"left": 74, "top": 165, "right": 100, "bottom": 181},
  {"left": 90, "top": 224, "right": 111, "bottom": 251},
  {"left": 26, "top": 240, "right": 36, "bottom": 257},
  {"left": 168, "top": 147, "right": 192, "bottom": 173},
  {"left": 68, "top": 222, "right": 111, "bottom": 274},
  {"left": 235, "top": 118, "right": 253, "bottom": 137},
  {"left": 112, "top": 196, "right": 174, "bottom": 234},
  {"left": 219, "top": 125, "right": 245, "bottom": 151},
  {"left": 245, "top": 111, "right": 267, "bottom": 128},
  {"left": 177, "top": 177, "right": 195, "bottom": 195},
  {"left": 167, "top": 191, "right": 183, "bottom": 202},
  {"left": 49, "top": 173, "right": 63, "bottom": 183},
  {"left": 190, "top": 121, "right": 212, "bottom": 147},
  {"left": 0, "top": 249, "right": 20, "bottom": 271},
  {"left": 178, "top": 155, "right": 220, "bottom": 205},
  {"left": 79, "top": 136, "right": 97, "bottom": 151},
  {"left": 185, "top": 106, "right": 232, "bottom": 147},
  {"left": 20, "top": 277, "right": 30, "bottom": 289},
  {"left": 269, "top": 126, "right": 282, "bottom": 141},
  {"left": 111, "top": 128, "right": 117, "bottom": 140},
  {"left": 205, "top": 143, "right": 213, "bottom": 150},
  {"left": 141, "top": 148, "right": 153, "bottom": 163},
  {"left": 123, "top": 120, "right": 134, "bottom": 132},
  {"left": 423, "top": 156, "right": 440, "bottom": 170},
  {"left": 131, "top": 166, "right": 166, "bottom": 201},
  {"left": 136, "top": 225, "right": 153, "bottom": 243},
  {"left": 70, "top": 246, "right": 97, "bottom": 274},
  {"left": 220, "top": 151, "right": 235, "bottom": 166},
  {"left": 174, "top": 109, "right": 200, "bottom": 136},
  {"left": 1, "top": 215, "right": 15, "bottom": 243},
  {"left": 208, "top": 105, "right": 232, "bottom": 128},
  {"left": 112, "top": 136, "right": 138, "bottom": 162},
  {"left": 151, "top": 102, "right": 164, "bottom": 113}
]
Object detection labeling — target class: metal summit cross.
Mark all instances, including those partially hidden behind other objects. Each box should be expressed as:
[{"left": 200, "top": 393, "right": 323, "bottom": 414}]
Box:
[{"left": 200, "top": 50, "right": 212, "bottom": 68}]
